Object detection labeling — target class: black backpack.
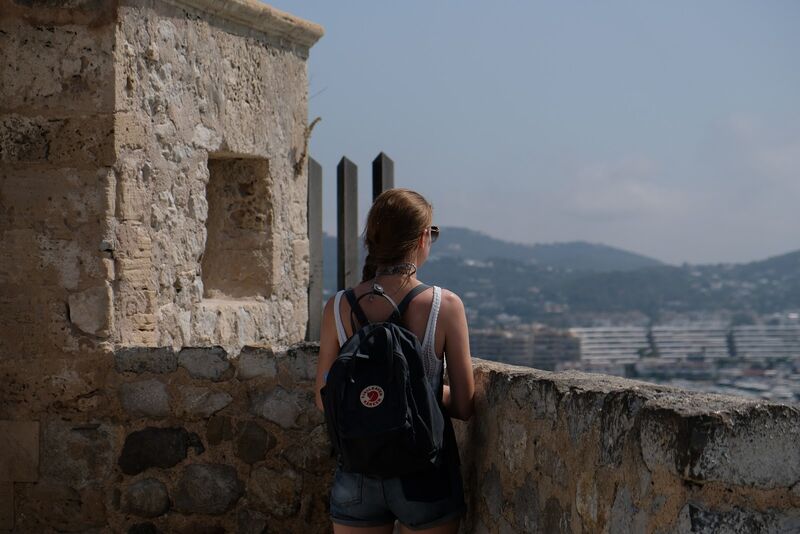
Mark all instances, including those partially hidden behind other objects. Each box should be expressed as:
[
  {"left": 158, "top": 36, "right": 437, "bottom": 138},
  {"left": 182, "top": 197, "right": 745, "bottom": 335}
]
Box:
[{"left": 321, "top": 283, "right": 446, "bottom": 477}]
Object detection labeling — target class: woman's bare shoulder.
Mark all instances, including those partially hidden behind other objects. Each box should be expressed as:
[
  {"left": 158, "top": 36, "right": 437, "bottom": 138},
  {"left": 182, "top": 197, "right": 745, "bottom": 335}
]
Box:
[{"left": 435, "top": 287, "right": 466, "bottom": 316}]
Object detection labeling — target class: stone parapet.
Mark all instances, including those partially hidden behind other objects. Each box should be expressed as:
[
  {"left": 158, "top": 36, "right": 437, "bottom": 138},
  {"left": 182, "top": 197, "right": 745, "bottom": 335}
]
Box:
[
  {"left": 162, "top": 0, "right": 324, "bottom": 48},
  {"left": 460, "top": 359, "right": 800, "bottom": 533},
  {"left": 2, "top": 345, "right": 798, "bottom": 531}
]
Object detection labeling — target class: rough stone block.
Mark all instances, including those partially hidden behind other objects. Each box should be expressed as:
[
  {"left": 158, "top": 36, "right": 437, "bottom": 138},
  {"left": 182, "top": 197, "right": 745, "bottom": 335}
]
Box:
[
  {"left": 683, "top": 407, "right": 800, "bottom": 488},
  {"left": 281, "top": 343, "right": 318, "bottom": 382},
  {"left": 641, "top": 405, "right": 800, "bottom": 489},
  {"left": 281, "top": 424, "right": 329, "bottom": 473},
  {"left": 118, "top": 427, "right": 204, "bottom": 475},
  {"left": 248, "top": 467, "right": 302, "bottom": 518},
  {"left": 128, "top": 523, "right": 162, "bottom": 534},
  {"left": 0, "top": 482, "right": 12, "bottom": 531},
  {"left": 680, "top": 503, "right": 800, "bottom": 533},
  {"left": 609, "top": 487, "right": 647, "bottom": 534},
  {"left": 68, "top": 284, "right": 113, "bottom": 337},
  {"left": 173, "top": 464, "right": 243, "bottom": 515},
  {"left": 119, "top": 379, "right": 171, "bottom": 418},
  {"left": 0, "top": 420, "right": 39, "bottom": 482},
  {"left": 121, "top": 478, "right": 170, "bottom": 518},
  {"left": 0, "top": 115, "right": 49, "bottom": 162},
  {"left": 114, "top": 347, "right": 178, "bottom": 374},
  {"left": 14, "top": 482, "right": 106, "bottom": 532},
  {"left": 249, "top": 387, "right": 303, "bottom": 429},
  {"left": 40, "top": 420, "right": 117, "bottom": 489},
  {"left": 235, "top": 421, "right": 276, "bottom": 464},
  {"left": 237, "top": 508, "right": 268, "bottom": 534},
  {"left": 236, "top": 346, "right": 277, "bottom": 380},
  {"left": 179, "top": 386, "right": 233, "bottom": 419},
  {"left": 178, "top": 347, "right": 231, "bottom": 381},
  {"left": 206, "top": 415, "right": 234, "bottom": 446}
]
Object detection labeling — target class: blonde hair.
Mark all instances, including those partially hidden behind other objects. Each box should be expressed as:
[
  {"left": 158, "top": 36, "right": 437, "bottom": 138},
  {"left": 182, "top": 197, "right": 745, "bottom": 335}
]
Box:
[{"left": 361, "top": 188, "right": 433, "bottom": 282}]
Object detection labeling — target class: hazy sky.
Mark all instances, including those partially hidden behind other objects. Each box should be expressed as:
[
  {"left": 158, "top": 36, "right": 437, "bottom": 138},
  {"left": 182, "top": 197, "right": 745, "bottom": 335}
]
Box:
[{"left": 269, "top": 2, "right": 800, "bottom": 265}]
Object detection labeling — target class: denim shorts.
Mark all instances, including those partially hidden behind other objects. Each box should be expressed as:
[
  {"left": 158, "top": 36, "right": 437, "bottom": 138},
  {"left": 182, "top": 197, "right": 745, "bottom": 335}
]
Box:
[{"left": 329, "top": 457, "right": 466, "bottom": 529}]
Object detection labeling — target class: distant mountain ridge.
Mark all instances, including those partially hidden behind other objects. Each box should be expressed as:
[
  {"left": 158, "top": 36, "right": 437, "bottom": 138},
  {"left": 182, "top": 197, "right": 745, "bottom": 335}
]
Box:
[
  {"left": 432, "top": 227, "right": 665, "bottom": 272},
  {"left": 320, "top": 228, "right": 800, "bottom": 324}
]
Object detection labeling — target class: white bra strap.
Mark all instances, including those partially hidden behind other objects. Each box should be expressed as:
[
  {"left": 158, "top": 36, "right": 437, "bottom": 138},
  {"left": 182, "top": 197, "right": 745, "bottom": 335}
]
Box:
[
  {"left": 333, "top": 290, "right": 347, "bottom": 347},
  {"left": 421, "top": 286, "right": 442, "bottom": 351}
]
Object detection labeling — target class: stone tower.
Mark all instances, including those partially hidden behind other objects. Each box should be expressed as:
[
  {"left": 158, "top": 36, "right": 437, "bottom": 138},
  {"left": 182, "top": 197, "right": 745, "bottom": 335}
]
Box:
[{"left": 1, "top": 1, "right": 328, "bottom": 531}]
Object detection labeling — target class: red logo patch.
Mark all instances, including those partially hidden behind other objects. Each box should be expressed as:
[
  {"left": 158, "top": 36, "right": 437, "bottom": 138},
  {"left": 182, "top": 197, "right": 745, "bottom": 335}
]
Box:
[{"left": 360, "top": 385, "right": 384, "bottom": 408}]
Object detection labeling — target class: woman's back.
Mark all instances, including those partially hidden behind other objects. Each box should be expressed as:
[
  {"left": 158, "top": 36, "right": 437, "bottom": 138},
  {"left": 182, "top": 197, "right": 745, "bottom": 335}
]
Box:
[
  {"left": 333, "top": 282, "right": 445, "bottom": 390},
  {"left": 314, "top": 188, "right": 474, "bottom": 533}
]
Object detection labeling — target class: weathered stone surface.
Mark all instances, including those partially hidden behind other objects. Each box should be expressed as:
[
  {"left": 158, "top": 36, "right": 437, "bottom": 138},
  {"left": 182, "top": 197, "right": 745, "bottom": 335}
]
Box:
[
  {"left": 179, "top": 386, "right": 232, "bottom": 419},
  {"left": 121, "top": 478, "right": 170, "bottom": 518},
  {"left": 236, "top": 346, "right": 277, "bottom": 381},
  {"left": 202, "top": 158, "right": 273, "bottom": 299},
  {"left": 40, "top": 420, "right": 117, "bottom": 488},
  {"left": 178, "top": 347, "right": 231, "bottom": 381},
  {"left": 115, "top": 347, "right": 178, "bottom": 374},
  {"left": 609, "top": 487, "right": 647, "bottom": 534},
  {"left": 176, "top": 522, "right": 226, "bottom": 534},
  {"left": 249, "top": 466, "right": 303, "bottom": 518},
  {"left": 128, "top": 523, "right": 162, "bottom": 534},
  {"left": 118, "top": 427, "right": 204, "bottom": 475},
  {"left": 680, "top": 503, "right": 800, "bottom": 534},
  {"left": 281, "top": 343, "right": 318, "bottom": 381},
  {"left": 237, "top": 508, "right": 268, "bottom": 534},
  {"left": 599, "top": 392, "right": 645, "bottom": 466},
  {"left": 174, "top": 463, "right": 243, "bottom": 515},
  {"left": 0, "top": 482, "right": 12, "bottom": 531},
  {"left": 249, "top": 387, "right": 303, "bottom": 428},
  {"left": 456, "top": 360, "right": 800, "bottom": 533},
  {"left": 206, "top": 415, "right": 234, "bottom": 446},
  {"left": 511, "top": 475, "right": 539, "bottom": 532},
  {"left": 235, "top": 421, "right": 276, "bottom": 464},
  {"left": 683, "top": 406, "right": 800, "bottom": 488},
  {"left": 14, "top": 482, "right": 106, "bottom": 532},
  {"left": 68, "top": 284, "right": 113, "bottom": 337},
  {"left": 119, "top": 379, "right": 171, "bottom": 418},
  {"left": 282, "top": 424, "right": 328, "bottom": 472},
  {"left": 0, "top": 420, "right": 38, "bottom": 482}
]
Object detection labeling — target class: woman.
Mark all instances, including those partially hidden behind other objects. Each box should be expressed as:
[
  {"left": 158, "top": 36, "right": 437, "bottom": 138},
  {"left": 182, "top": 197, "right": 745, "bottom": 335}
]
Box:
[{"left": 315, "top": 188, "right": 475, "bottom": 533}]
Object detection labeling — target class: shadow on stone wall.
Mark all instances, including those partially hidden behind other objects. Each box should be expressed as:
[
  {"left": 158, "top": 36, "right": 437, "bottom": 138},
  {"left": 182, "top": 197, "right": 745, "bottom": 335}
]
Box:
[
  {"left": 457, "top": 359, "right": 800, "bottom": 533},
  {"left": 1, "top": 343, "right": 333, "bottom": 533},
  {"left": 4, "top": 346, "right": 799, "bottom": 532}
]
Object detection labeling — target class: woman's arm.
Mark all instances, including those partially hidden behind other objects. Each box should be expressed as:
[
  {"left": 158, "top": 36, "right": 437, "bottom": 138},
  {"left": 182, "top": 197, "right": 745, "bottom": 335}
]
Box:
[
  {"left": 440, "top": 290, "right": 475, "bottom": 420},
  {"left": 315, "top": 296, "right": 340, "bottom": 412}
]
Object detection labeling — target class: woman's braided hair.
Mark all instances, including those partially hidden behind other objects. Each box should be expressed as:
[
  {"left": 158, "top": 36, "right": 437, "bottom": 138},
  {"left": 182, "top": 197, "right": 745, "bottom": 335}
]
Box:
[{"left": 361, "top": 188, "right": 433, "bottom": 283}]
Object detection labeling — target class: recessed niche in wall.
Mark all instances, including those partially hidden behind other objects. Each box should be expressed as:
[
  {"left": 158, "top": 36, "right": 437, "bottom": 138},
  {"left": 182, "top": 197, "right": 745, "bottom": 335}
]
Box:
[{"left": 201, "top": 155, "right": 274, "bottom": 299}]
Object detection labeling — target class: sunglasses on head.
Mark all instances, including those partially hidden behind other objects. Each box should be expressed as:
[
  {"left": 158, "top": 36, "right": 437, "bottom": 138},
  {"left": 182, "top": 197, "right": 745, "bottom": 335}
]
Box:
[{"left": 429, "top": 225, "right": 440, "bottom": 243}]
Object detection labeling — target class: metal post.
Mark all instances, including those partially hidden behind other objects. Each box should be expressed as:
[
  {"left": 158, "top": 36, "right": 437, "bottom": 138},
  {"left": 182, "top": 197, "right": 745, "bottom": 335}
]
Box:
[
  {"left": 306, "top": 157, "right": 322, "bottom": 341},
  {"left": 372, "top": 152, "right": 395, "bottom": 201},
  {"left": 337, "top": 157, "right": 359, "bottom": 290}
]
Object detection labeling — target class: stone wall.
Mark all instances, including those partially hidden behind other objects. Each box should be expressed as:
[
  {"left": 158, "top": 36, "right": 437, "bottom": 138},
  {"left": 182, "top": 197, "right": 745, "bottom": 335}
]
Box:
[
  {"left": 1, "top": 1, "right": 326, "bottom": 531},
  {"left": 1, "top": 343, "right": 333, "bottom": 533},
  {"left": 3, "top": 344, "right": 800, "bottom": 532},
  {"left": 458, "top": 360, "right": 800, "bottom": 533},
  {"left": 0, "top": 0, "right": 323, "bottom": 356}
]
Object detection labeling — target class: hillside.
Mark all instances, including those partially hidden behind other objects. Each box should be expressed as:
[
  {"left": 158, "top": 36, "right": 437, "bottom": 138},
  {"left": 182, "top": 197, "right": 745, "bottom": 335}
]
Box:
[
  {"left": 432, "top": 227, "right": 665, "bottom": 271},
  {"left": 321, "top": 229, "right": 800, "bottom": 326}
]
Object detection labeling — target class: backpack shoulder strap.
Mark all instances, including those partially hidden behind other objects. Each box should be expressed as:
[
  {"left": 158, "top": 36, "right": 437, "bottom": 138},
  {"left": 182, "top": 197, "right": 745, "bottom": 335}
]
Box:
[
  {"left": 344, "top": 288, "right": 370, "bottom": 332},
  {"left": 397, "top": 284, "right": 431, "bottom": 317},
  {"left": 333, "top": 290, "right": 347, "bottom": 346}
]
